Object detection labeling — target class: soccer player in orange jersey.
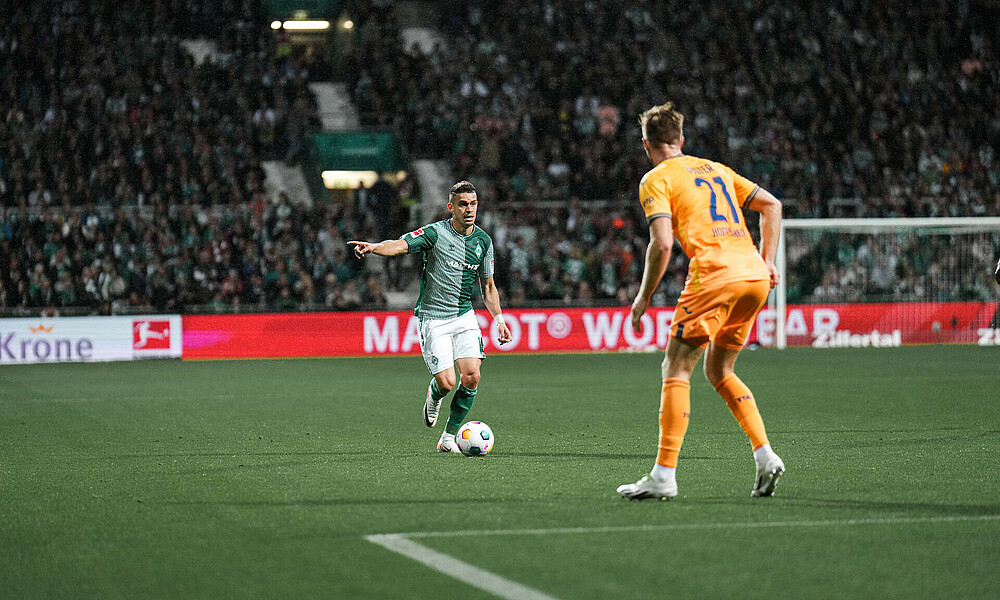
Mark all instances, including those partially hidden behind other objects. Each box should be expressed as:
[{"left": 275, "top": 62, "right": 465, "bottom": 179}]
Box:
[{"left": 617, "top": 102, "right": 785, "bottom": 500}]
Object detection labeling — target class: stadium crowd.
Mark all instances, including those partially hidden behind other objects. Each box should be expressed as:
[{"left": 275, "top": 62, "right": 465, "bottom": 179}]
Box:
[
  {"left": 0, "top": 0, "right": 327, "bottom": 314},
  {"left": 2, "top": 0, "right": 999, "bottom": 315},
  {"left": 0, "top": 197, "right": 389, "bottom": 315},
  {"left": 0, "top": 0, "right": 319, "bottom": 209},
  {"left": 350, "top": 0, "right": 1000, "bottom": 220},
  {"left": 789, "top": 231, "right": 1000, "bottom": 303}
]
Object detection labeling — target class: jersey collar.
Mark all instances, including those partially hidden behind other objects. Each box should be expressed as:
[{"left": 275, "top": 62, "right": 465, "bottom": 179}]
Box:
[{"left": 449, "top": 220, "right": 476, "bottom": 237}]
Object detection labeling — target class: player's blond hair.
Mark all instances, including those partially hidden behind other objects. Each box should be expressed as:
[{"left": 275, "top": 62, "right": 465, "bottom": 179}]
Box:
[{"left": 639, "top": 102, "right": 684, "bottom": 146}]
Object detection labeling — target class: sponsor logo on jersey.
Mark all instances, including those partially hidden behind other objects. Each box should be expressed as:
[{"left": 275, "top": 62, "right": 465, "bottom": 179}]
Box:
[{"left": 445, "top": 259, "right": 481, "bottom": 271}]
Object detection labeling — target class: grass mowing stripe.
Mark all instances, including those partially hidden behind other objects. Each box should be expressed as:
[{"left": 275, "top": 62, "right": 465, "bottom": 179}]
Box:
[
  {"left": 365, "top": 534, "right": 558, "bottom": 600},
  {"left": 390, "top": 514, "right": 1000, "bottom": 539}
]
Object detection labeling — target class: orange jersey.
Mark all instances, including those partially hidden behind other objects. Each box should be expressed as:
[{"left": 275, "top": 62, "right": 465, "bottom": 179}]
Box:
[{"left": 639, "top": 154, "right": 769, "bottom": 290}]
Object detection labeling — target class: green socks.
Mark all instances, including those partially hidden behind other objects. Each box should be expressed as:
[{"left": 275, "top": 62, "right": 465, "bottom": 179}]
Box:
[
  {"left": 445, "top": 384, "right": 478, "bottom": 435},
  {"left": 430, "top": 379, "right": 448, "bottom": 402}
]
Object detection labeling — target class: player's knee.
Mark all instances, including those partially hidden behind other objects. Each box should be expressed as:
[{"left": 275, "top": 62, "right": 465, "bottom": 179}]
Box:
[
  {"left": 460, "top": 370, "right": 480, "bottom": 389},
  {"left": 703, "top": 363, "right": 720, "bottom": 387},
  {"left": 662, "top": 356, "right": 697, "bottom": 380},
  {"left": 703, "top": 362, "right": 730, "bottom": 388}
]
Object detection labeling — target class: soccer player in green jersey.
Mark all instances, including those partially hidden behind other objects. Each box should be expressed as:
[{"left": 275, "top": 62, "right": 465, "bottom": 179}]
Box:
[{"left": 349, "top": 181, "right": 512, "bottom": 452}]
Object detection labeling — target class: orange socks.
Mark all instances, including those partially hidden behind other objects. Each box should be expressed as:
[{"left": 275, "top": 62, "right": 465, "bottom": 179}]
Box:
[
  {"left": 655, "top": 374, "right": 769, "bottom": 468},
  {"left": 656, "top": 378, "right": 691, "bottom": 469},
  {"left": 715, "top": 373, "right": 769, "bottom": 450}
]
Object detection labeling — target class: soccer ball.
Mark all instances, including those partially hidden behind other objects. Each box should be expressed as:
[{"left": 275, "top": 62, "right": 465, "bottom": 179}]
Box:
[{"left": 456, "top": 421, "right": 494, "bottom": 456}]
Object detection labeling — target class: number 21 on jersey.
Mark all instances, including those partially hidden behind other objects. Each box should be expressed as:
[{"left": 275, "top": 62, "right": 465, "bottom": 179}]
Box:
[{"left": 695, "top": 177, "right": 740, "bottom": 224}]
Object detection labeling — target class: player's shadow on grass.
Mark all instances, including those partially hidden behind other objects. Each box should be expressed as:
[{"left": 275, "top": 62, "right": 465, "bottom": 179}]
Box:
[
  {"left": 153, "top": 497, "right": 545, "bottom": 507},
  {"left": 505, "top": 451, "right": 643, "bottom": 459},
  {"left": 119, "top": 451, "right": 372, "bottom": 458},
  {"left": 770, "top": 426, "right": 967, "bottom": 434},
  {"left": 504, "top": 451, "right": 725, "bottom": 460}
]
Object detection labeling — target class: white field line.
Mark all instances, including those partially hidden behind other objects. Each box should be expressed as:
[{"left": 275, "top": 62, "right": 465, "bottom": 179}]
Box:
[
  {"left": 399, "top": 513, "right": 1000, "bottom": 539},
  {"left": 365, "top": 514, "right": 1000, "bottom": 600},
  {"left": 365, "top": 534, "right": 558, "bottom": 600}
]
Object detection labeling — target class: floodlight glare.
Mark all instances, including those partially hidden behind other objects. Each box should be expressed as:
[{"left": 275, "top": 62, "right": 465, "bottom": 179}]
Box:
[{"left": 282, "top": 20, "right": 331, "bottom": 30}]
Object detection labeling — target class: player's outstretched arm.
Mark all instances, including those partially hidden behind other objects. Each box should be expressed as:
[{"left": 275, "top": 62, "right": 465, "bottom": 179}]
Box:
[
  {"left": 745, "top": 189, "right": 783, "bottom": 288},
  {"left": 481, "top": 277, "right": 512, "bottom": 344},
  {"left": 347, "top": 238, "right": 408, "bottom": 259}
]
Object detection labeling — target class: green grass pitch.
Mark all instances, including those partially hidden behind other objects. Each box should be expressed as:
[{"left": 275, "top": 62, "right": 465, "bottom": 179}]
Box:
[{"left": 2, "top": 346, "right": 999, "bottom": 599}]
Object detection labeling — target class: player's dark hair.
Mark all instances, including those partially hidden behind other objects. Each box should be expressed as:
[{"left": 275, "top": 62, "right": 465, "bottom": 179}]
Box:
[
  {"left": 639, "top": 102, "right": 684, "bottom": 145},
  {"left": 449, "top": 180, "right": 477, "bottom": 201}
]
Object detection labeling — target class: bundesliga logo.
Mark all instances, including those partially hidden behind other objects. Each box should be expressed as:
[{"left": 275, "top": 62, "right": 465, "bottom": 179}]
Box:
[{"left": 133, "top": 320, "right": 171, "bottom": 350}]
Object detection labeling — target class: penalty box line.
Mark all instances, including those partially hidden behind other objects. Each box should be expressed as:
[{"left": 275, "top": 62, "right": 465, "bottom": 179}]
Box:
[{"left": 365, "top": 514, "right": 1000, "bottom": 600}]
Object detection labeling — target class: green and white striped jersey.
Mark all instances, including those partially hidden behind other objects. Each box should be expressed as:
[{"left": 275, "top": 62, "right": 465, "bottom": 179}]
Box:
[{"left": 403, "top": 219, "right": 495, "bottom": 319}]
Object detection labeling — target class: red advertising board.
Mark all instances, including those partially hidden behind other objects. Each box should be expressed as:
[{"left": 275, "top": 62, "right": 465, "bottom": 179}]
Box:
[
  {"left": 182, "top": 308, "right": 678, "bottom": 359},
  {"left": 753, "top": 302, "right": 998, "bottom": 347},
  {"left": 182, "top": 301, "right": 999, "bottom": 359}
]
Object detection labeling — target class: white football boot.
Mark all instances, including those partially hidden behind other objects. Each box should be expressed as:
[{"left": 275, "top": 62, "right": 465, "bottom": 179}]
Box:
[
  {"left": 423, "top": 382, "right": 442, "bottom": 428},
  {"left": 436, "top": 434, "right": 461, "bottom": 453},
  {"left": 751, "top": 453, "right": 785, "bottom": 497},
  {"left": 617, "top": 475, "right": 678, "bottom": 501}
]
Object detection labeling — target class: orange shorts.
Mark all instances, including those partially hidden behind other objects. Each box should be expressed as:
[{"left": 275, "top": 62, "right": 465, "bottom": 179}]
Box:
[{"left": 671, "top": 279, "right": 770, "bottom": 350}]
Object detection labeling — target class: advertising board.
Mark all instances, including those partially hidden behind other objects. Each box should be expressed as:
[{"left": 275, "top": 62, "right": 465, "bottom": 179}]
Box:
[
  {"left": 0, "top": 315, "right": 183, "bottom": 365},
  {"left": 181, "top": 301, "right": 999, "bottom": 359}
]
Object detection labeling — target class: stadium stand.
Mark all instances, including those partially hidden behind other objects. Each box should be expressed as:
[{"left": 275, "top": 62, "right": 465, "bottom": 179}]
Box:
[
  {"left": 0, "top": 0, "right": 381, "bottom": 315},
  {"left": 361, "top": 0, "right": 999, "bottom": 217},
  {"left": 348, "top": 0, "right": 999, "bottom": 306},
  {"left": 1, "top": 0, "right": 998, "bottom": 315}
]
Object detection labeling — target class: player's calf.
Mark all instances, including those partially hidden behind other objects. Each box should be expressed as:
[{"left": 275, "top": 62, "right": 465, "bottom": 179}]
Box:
[{"left": 423, "top": 379, "right": 447, "bottom": 427}]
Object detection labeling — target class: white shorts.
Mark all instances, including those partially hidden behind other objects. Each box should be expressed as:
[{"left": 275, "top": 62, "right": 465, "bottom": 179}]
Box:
[{"left": 419, "top": 312, "right": 485, "bottom": 375}]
